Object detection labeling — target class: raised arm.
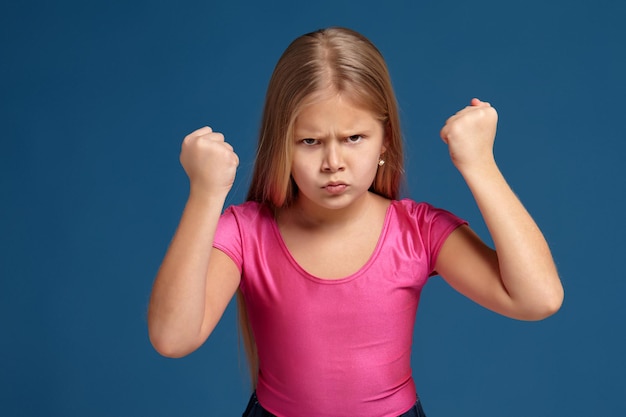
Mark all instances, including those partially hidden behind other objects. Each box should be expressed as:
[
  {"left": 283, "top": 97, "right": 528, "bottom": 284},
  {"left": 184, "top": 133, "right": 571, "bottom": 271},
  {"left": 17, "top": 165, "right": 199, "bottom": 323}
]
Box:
[
  {"left": 148, "top": 127, "right": 242, "bottom": 357},
  {"left": 435, "top": 99, "right": 563, "bottom": 321}
]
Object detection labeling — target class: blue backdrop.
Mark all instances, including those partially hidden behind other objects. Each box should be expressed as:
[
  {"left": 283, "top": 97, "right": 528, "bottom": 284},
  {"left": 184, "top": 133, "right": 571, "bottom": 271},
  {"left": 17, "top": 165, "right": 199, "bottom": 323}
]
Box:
[{"left": 2, "top": 0, "right": 625, "bottom": 415}]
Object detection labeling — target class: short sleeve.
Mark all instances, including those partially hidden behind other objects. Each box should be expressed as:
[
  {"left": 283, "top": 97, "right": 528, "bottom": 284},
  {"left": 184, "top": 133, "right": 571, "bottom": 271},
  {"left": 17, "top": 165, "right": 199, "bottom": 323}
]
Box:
[
  {"left": 212, "top": 206, "right": 244, "bottom": 272},
  {"left": 398, "top": 200, "right": 467, "bottom": 275},
  {"left": 422, "top": 205, "right": 467, "bottom": 274}
]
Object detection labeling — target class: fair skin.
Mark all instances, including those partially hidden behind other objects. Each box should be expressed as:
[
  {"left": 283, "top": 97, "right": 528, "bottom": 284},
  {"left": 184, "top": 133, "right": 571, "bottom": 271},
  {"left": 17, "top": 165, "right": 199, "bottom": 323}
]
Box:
[
  {"left": 278, "top": 92, "right": 390, "bottom": 279},
  {"left": 436, "top": 98, "right": 563, "bottom": 320},
  {"left": 147, "top": 94, "right": 563, "bottom": 357}
]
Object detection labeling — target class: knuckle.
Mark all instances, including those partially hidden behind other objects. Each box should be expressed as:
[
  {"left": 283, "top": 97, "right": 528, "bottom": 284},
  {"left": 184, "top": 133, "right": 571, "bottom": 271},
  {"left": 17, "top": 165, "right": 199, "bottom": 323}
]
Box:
[
  {"left": 181, "top": 136, "right": 194, "bottom": 151},
  {"left": 210, "top": 132, "right": 225, "bottom": 142}
]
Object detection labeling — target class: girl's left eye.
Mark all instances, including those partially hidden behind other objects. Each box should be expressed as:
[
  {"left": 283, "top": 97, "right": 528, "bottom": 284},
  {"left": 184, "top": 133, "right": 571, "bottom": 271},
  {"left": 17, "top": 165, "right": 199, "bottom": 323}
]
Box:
[{"left": 347, "top": 135, "right": 363, "bottom": 143}]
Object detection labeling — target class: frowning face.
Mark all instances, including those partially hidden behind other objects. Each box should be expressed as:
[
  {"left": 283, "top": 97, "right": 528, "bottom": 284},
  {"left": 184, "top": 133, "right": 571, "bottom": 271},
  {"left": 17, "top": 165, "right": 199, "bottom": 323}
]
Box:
[{"left": 291, "top": 92, "right": 387, "bottom": 214}]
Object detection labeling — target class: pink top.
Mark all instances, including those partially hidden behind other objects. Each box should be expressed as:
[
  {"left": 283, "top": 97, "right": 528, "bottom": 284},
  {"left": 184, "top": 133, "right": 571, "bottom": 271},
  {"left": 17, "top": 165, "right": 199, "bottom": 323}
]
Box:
[{"left": 213, "top": 199, "right": 466, "bottom": 417}]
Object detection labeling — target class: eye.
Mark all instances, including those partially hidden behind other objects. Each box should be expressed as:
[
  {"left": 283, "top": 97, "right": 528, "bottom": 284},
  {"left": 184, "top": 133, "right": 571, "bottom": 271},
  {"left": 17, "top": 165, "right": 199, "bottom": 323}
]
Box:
[
  {"left": 346, "top": 134, "right": 364, "bottom": 143},
  {"left": 301, "top": 138, "right": 319, "bottom": 145}
]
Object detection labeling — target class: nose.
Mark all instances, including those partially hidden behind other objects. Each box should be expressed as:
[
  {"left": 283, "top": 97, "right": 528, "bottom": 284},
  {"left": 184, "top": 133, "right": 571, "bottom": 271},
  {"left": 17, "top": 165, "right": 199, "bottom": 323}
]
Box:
[{"left": 322, "top": 142, "right": 345, "bottom": 172}]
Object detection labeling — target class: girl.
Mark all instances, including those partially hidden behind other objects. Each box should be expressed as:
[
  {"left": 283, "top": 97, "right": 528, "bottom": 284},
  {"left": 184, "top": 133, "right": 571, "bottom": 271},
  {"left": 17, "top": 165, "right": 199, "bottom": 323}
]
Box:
[{"left": 148, "top": 27, "right": 563, "bottom": 417}]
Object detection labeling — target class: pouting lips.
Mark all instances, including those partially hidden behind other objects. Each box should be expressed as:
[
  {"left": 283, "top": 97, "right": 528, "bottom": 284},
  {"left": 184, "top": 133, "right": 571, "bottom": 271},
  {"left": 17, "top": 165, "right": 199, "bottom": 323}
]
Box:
[{"left": 323, "top": 183, "right": 348, "bottom": 194}]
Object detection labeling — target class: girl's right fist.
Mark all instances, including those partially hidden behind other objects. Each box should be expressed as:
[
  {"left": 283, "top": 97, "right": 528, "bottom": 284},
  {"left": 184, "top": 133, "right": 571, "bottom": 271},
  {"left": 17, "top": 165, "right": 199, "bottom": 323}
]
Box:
[{"left": 179, "top": 126, "right": 239, "bottom": 196}]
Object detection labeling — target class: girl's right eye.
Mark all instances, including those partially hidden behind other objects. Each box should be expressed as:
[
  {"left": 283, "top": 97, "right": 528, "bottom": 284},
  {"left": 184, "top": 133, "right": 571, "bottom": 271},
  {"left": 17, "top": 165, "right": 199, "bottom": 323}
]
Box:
[{"left": 301, "top": 138, "right": 318, "bottom": 145}]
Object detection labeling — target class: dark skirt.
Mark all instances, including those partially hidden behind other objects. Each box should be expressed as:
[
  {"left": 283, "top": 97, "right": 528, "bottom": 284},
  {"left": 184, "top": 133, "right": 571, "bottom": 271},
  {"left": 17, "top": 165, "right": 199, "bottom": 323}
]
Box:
[{"left": 242, "top": 391, "right": 427, "bottom": 417}]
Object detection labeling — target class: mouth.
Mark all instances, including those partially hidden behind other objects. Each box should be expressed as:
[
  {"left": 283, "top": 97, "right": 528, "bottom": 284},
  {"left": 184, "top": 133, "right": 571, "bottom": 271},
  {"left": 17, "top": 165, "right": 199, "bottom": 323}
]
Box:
[{"left": 323, "top": 182, "right": 348, "bottom": 194}]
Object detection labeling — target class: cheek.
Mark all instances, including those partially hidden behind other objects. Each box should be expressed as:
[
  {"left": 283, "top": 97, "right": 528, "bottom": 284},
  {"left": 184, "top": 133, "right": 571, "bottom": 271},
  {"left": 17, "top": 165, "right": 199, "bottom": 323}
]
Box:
[
  {"left": 364, "top": 149, "right": 383, "bottom": 168},
  {"left": 289, "top": 156, "right": 311, "bottom": 183}
]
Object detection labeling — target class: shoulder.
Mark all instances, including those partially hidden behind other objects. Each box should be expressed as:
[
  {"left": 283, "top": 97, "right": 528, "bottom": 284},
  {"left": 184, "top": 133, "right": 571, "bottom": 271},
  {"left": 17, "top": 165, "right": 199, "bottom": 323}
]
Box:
[
  {"left": 214, "top": 202, "right": 276, "bottom": 266},
  {"left": 216, "top": 201, "right": 274, "bottom": 240},
  {"left": 390, "top": 198, "right": 456, "bottom": 221},
  {"left": 389, "top": 199, "right": 468, "bottom": 272},
  {"left": 222, "top": 201, "right": 272, "bottom": 222},
  {"left": 391, "top": 198, "right": 431, "bottom": 214},
  {"left": 389, "top": 198, "right": 467, "bottom": 236}
]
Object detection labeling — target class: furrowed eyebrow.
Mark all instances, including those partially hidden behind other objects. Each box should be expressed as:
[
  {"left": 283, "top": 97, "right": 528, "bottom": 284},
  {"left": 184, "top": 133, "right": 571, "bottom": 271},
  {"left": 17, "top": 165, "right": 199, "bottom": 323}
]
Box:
[{"left": 294, "top": 127, "right": 372, "bottom": 139}]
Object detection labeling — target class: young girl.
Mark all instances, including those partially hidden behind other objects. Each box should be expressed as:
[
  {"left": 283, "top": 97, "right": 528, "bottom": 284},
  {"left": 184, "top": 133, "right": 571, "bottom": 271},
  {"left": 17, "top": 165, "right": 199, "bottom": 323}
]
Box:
[{"left": 148, "top": 27, "right": 563, "bottom": 417}]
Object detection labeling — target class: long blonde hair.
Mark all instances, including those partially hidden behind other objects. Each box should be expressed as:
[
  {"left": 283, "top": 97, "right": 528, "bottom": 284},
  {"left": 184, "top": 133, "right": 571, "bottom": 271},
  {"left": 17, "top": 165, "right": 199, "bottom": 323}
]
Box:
[{"left": 240, "top": 27, "right": 405, "bottom": 388}]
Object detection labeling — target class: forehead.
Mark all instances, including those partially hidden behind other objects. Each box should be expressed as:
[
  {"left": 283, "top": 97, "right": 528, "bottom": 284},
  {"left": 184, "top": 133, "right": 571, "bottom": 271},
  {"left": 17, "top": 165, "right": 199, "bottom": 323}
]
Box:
[{"left": 294, "top": 92, "right": 380, "bottom": 133}]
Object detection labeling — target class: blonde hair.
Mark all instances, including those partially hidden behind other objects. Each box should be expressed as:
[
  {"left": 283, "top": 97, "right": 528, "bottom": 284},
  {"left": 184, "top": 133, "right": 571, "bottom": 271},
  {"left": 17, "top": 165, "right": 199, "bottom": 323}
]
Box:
[{"left": 241, "top": 27, "right": 405, "bottom": 388}]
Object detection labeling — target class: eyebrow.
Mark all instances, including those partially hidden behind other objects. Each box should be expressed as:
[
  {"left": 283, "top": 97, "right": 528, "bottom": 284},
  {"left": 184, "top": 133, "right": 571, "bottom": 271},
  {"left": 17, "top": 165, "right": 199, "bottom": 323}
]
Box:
[{"left": 294, "top": 125, "right": 375, "bottom": 138}]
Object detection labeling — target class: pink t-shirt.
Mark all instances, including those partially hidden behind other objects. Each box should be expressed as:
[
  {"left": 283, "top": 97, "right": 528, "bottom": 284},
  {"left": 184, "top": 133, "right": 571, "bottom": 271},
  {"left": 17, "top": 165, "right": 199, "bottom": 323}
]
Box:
[{"left": 213, "top": 199, "right": 466, "bottom": 417}]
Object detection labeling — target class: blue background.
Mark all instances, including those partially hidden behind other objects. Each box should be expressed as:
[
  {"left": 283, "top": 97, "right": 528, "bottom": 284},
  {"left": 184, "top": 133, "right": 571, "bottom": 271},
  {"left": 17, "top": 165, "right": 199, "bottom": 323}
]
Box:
[{"left": 1, "top": 0, "right": 625, "bottom": 415}]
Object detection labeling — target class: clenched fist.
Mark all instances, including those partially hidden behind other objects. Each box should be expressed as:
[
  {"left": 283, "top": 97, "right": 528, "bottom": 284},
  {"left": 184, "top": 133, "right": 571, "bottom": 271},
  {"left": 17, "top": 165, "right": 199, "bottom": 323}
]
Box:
[
  {"left": 179, "top": 126, "right": 239, "bottom": 196},
  {"left": 440, "top": 98, "right": 498, "bottom": 173}
]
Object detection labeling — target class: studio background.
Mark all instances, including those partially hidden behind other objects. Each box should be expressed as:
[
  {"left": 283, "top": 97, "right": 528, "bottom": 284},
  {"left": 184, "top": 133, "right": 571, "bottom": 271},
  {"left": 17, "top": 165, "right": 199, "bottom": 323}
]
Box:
[{"left": 1, "top": 0, "right": 624, "bottom": 416}]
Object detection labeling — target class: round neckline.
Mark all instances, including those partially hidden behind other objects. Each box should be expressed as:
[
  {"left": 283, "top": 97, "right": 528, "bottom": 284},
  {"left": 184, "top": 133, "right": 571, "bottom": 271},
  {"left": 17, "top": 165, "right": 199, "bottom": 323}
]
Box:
[{"left": 268, "top": 201, "right": 394, "bottom": 284}]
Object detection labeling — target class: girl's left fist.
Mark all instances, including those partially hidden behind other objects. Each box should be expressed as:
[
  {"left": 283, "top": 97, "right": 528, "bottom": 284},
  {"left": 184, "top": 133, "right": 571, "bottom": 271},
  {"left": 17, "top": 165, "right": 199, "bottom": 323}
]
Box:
[{"left": 440, "top": 98, "right": 498, "bottom": 172}]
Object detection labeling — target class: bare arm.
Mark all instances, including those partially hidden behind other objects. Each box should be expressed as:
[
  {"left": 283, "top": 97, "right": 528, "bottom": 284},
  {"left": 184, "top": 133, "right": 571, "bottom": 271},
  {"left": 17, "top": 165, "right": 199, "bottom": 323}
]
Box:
[
  {"left": 435, "top": 99, "right": 563, "bottom": 321},
  {"left": 148, "top": 127, "right": 241, "bottom": 357}
]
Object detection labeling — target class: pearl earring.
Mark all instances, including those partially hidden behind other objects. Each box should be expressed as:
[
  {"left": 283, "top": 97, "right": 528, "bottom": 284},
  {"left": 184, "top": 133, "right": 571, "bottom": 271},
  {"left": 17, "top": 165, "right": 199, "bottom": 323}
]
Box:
[{"left": 378, "top": 158, "right": 385, "bottom": 167}]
